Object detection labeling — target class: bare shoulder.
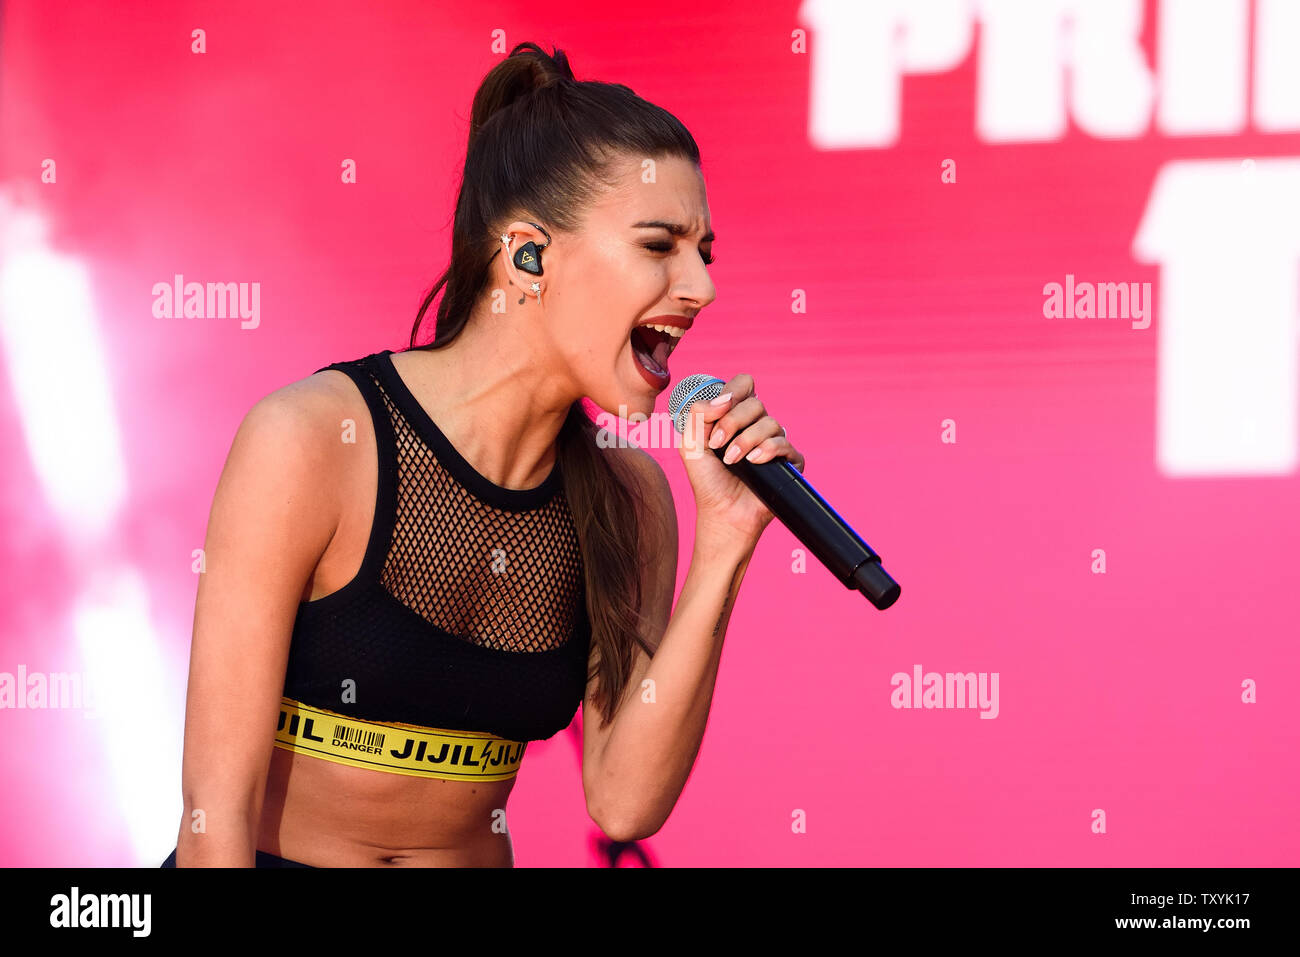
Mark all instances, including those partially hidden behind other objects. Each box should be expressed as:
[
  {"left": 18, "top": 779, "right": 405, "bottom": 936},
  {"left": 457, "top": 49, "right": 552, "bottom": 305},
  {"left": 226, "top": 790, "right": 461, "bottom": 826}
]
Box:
[
  {"left": 262, "top": 363, "right": 362, "bottom": 419},
  {"left": 221, "top": 364, "right": 376, "bottom": 512},
  {"left": 241, "top": 364, "right": 366, "bottom": 447}
]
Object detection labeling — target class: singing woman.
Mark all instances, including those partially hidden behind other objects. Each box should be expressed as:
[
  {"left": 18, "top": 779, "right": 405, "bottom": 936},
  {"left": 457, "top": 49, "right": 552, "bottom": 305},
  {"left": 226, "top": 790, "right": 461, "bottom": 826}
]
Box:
[{"left": 163, "top": 41, "right": 804, "bottom": 867}]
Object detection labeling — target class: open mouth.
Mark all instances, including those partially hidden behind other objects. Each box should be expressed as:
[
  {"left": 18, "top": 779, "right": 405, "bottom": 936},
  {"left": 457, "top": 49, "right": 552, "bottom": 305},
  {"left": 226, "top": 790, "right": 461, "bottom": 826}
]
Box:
[{"left": 630, "top": 322, "right": 684, "bottom": 378}]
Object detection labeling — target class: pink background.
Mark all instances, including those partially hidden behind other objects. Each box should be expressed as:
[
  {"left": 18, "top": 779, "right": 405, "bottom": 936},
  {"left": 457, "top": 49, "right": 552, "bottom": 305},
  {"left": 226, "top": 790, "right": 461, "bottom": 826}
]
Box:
[{"left": 1, "top": 0, "right": 1297, "bottom": 866}]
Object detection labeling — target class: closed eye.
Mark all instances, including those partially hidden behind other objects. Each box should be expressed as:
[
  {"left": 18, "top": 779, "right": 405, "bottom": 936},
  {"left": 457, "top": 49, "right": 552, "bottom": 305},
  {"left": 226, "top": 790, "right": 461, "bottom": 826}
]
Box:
[{"left": 643, "top": 242, "right": 716, "bottom": 266}]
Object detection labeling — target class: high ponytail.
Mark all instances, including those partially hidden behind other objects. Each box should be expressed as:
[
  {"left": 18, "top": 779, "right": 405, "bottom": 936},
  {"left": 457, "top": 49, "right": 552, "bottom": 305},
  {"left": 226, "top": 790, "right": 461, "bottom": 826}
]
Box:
[{"left": 408, "top": 43, "right": 702, "bottom": 727}]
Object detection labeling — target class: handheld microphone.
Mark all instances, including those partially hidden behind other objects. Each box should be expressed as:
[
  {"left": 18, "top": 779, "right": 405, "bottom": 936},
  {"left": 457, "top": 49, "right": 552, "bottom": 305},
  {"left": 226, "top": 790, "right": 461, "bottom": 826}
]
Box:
[{"left": 669, "top": 373, "right": 901, "bottom": 611}]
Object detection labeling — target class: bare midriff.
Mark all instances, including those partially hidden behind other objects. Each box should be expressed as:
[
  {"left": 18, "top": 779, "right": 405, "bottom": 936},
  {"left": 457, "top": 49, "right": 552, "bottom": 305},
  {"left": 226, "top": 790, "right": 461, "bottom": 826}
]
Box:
[{"left": 258, "top": 745, "right": 518, "bottom": 867}]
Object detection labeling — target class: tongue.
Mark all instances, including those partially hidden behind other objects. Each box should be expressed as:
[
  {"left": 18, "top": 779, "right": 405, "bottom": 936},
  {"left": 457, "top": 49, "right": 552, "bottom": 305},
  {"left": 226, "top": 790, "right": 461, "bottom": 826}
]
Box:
[
  {"left": 632, "top": 327, "right": 669, "bottom": 374},
  {"left": 650, "top": 337, "right": 671, "bottom": 370}
]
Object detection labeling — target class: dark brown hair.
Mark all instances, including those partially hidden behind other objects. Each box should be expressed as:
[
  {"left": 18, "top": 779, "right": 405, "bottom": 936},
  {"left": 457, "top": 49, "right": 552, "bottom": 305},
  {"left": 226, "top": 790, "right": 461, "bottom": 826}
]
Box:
[{"left": 407, "top": 42, "right": 702, "bottom": 727}]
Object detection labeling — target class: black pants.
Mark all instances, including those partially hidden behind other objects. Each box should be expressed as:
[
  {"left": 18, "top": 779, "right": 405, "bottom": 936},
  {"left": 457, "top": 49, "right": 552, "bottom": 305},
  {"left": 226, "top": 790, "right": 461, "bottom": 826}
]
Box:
[{"left": 161, "top": 847, "right": 315, "bottom": 868}]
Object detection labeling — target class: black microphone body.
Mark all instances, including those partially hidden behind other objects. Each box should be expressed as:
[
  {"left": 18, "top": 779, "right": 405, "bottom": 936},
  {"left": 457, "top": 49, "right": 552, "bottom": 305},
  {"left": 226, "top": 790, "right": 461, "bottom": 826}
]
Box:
[{"left": 669, "top": 374, "right": 900, "bottom": 611}]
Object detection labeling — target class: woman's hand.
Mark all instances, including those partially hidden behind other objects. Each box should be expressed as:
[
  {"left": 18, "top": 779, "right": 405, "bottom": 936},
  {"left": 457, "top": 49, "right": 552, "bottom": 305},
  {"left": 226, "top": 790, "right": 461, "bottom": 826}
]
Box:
[{"left": 678, "top": 373, "right": 805, "bottom": 548}]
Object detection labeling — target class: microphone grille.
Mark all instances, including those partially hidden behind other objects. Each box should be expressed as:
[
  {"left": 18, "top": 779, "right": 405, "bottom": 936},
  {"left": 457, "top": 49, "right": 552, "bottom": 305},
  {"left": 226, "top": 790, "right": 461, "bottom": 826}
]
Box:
[{"left": 668, "top": 373, "right": 726, "bottom": 434}]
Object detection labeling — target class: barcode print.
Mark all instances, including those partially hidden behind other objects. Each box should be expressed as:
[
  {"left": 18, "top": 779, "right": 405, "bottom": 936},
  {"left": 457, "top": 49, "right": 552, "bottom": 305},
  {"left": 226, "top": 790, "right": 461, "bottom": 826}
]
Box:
[{"left": 333, "top": 724, "right": 385, "bottom": 749}]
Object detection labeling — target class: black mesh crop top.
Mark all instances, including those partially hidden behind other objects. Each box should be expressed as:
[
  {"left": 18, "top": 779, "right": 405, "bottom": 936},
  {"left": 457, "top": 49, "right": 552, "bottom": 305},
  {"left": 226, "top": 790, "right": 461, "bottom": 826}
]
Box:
[{"left": 280, "top": 348, "right": 592, "bottom": 743}]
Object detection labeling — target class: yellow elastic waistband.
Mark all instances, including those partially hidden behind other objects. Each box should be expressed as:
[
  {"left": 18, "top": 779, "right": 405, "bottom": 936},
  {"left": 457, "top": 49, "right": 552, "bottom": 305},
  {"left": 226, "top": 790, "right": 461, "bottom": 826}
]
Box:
[{"left": 273, "top": 697, "right": 526, "bottom": 781}]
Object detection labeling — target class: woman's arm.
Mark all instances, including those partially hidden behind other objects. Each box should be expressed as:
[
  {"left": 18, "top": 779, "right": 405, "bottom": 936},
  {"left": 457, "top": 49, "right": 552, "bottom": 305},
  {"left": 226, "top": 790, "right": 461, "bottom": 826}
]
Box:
[
  {"left": 582, "top": 446, "right": 756, "bottom": 842},
  {"left": 172, "top": 379, "right": 344, "bottom": 865}
]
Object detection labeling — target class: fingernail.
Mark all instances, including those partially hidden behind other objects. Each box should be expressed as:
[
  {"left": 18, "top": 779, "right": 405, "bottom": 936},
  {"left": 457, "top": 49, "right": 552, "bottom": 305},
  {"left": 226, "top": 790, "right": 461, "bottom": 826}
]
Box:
[
  {"left": 709, "top": 392, "right": 732, "bottom": 406},
  {"left": 745, "top": 447, "right": 763, "bottom": 462},
  {"left": 723, "top": 444, "right": 742, "bottom": 464},
  {"left": 708, "top": 427, "right": 725, "bottom": 449}
]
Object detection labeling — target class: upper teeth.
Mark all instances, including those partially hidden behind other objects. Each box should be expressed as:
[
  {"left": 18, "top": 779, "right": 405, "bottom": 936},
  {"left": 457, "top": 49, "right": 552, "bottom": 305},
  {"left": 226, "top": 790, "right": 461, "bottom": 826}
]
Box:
[{"left": 643, "top": 323, "right": 685, "bottom": 338}]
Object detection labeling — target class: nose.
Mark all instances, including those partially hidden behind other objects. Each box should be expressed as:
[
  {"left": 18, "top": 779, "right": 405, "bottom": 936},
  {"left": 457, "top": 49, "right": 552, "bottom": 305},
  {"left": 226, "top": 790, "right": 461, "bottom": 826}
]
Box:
[{"left": 675, "top": 257, "right": 716, "bottom": 311}]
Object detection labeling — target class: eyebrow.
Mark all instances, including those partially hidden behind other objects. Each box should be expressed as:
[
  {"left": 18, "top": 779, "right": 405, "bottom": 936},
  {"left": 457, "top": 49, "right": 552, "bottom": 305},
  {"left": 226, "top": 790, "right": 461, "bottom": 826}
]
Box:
[{"left": 632, "top": 220, "right": 716, "bottom": 243}]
